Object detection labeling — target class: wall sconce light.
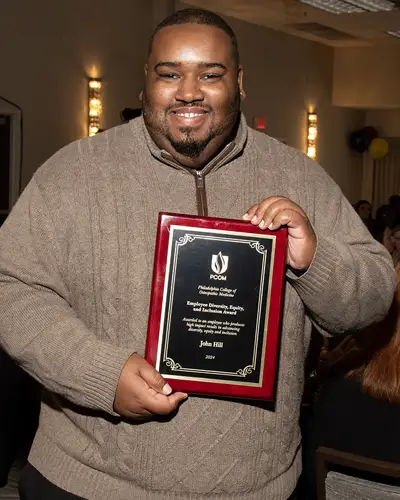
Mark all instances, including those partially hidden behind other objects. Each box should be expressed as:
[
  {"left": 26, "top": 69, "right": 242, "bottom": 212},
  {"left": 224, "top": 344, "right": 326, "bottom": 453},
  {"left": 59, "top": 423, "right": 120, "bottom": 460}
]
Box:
[
  {"left": 88, "top": 78, "right": 102, "bottom": 137},
  {"left": 307, "top": 112, "right": 317, "bottom": 160}
]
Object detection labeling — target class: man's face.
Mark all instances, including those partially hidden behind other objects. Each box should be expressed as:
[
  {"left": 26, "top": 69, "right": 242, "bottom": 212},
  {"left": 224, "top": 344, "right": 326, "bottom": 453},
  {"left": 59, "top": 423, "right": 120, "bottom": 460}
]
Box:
[{"left": 142, "top": 24, "right": 245, "bottom": 168}]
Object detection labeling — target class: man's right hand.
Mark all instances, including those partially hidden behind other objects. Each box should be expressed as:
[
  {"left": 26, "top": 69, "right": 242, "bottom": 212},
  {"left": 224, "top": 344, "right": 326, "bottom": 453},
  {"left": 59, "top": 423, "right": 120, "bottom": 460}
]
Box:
[{"left": 114, "top": 353, "right": 188, "bottom": 419}]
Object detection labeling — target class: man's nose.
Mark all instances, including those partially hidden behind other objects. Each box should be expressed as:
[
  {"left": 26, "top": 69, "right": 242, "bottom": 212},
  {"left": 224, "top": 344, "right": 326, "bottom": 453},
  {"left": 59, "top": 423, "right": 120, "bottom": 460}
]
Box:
[{"left": 175, "top": 76, "right": 204, "bottom": 103}]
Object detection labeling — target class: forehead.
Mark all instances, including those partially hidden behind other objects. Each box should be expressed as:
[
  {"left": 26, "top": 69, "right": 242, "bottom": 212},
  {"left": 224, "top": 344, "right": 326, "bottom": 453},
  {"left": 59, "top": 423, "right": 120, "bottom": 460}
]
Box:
[{"left": 149, "top": 24, "right": 235, "bottom": 67}]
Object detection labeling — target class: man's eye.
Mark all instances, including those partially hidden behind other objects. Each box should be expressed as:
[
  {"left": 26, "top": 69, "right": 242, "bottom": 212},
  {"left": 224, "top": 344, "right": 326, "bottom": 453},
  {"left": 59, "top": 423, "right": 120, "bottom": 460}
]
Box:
[
  {"left": 159, "top": 73, "right": 179, "bottom": 79},
  {"left": 202, "top": 74, "right": 223, "bottom": 80}
]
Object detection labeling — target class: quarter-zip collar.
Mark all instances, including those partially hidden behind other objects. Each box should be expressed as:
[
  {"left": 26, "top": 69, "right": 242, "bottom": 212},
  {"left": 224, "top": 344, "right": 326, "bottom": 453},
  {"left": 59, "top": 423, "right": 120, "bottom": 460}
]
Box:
[{"left": 141, "top": 113, "right": 248, "bottom": 177}]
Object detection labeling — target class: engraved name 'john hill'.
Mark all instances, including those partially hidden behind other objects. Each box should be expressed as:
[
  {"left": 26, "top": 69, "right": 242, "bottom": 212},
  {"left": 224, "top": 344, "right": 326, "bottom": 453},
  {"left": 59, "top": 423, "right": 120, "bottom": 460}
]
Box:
[{"left": 199, "top": 340, "right": 224, "bottom": 348}]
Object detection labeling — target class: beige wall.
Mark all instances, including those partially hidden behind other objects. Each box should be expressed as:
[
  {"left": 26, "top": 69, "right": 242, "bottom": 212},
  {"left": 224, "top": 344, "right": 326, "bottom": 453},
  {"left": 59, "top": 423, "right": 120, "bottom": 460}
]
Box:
[
  {"left": 0, "top": 0, "right": 153, "bottom": 187},
  {"left": 180, "top": 4, "right": 364, "bottom": 202},
  {"left": 233, "top": 20, "right": 365, "bottom": 202},
  {"left": 2, "top": 0, "right": 364, "bottom": 202},
  {"left": 334, "top": 46, "right": 400, "bottom": 110},
  {"left": 366, "top": 110, "right": 400, "bottom": 138}
]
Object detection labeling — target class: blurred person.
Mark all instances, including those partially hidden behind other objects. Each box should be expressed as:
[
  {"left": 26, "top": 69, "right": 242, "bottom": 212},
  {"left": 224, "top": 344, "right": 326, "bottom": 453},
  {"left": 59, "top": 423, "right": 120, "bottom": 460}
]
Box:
[
  {"left": 300, "top": 264, "right": 400, "bottom": 499},
  {"left": 0, "top": 8, "right": 395, "bottom": 500},
  {"left": 354, "top": 200, "right": 374, "bottom": 233},
  {"left": 373, "top": 204, "right": 396, "bottom": 243},
  {"left": 384, "top": 224, "right": 400, "bottom": 266},
  {"left": 354, "top": 199, "right": 372, "bottom": 222},
  {"left": 389, "top": 195, "right": 400, "bottom": 221}
]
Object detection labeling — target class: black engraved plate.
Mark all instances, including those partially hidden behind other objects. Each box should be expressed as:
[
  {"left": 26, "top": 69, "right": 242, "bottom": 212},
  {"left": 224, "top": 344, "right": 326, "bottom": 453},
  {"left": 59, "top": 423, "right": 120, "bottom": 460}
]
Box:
[{"left": 156, "top": 226, "right": 274, "bottom": 386}]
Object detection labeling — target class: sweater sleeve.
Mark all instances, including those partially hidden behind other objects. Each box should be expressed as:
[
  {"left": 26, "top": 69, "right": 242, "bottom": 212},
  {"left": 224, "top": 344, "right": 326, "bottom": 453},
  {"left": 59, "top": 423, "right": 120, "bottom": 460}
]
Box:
[
  {"left": 0, "top": 178, "right": 133, "bottom": 415},
  {"left": 287, "top": 160, "right": 396, "bottom": 335}
]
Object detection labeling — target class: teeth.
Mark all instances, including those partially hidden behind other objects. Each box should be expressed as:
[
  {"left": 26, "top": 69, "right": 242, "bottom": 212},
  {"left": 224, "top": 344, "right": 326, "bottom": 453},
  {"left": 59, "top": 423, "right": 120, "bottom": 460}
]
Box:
[{"left": 176, "top": 113, "right": 204, "bottom": 118}]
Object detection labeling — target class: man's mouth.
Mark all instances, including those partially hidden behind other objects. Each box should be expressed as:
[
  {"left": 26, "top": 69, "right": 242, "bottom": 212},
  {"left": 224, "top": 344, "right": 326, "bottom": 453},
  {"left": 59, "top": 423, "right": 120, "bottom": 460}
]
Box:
[
  {"left": 175, "top": 112, "right": 205, "bottom": 118},
  {"left": 169, "top": 107, "right": 209, "bottom": 126}
]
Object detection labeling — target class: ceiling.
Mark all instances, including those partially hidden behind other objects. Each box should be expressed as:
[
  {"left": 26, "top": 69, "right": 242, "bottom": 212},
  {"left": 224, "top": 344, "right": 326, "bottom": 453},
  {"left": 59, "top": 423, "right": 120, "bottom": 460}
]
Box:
[{"left": 183, "top": 0, "right": 400, "bottom": 47}]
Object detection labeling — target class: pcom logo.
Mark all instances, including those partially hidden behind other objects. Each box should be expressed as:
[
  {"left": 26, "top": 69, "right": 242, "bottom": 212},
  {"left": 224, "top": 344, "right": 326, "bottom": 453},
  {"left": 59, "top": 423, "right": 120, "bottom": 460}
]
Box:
[{"left": 210, "top": 252, "right": 229, "bottom": 281}]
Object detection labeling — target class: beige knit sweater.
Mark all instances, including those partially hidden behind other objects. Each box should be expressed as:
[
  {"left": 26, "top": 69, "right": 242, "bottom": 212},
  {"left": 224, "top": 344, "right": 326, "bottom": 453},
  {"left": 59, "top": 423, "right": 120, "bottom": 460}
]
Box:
[{"left": 0, "top": 115, "right": 395, "bottom": 500}]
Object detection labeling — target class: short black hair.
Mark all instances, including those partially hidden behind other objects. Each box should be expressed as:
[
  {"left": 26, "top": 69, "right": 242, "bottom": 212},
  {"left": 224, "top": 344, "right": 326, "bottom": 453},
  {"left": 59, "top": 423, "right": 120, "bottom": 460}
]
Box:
[
  {"left": 120, "top": 107, "right": 141, "bottom": 122},
  {"left": 354, "top": 200, "right": 371, "bottom": 211},
  {"left": 149, "top": 8, "right": 239, "bottom": 66},
  {"left": 390, "top": 195, "right": 400, "bottom": 206}
]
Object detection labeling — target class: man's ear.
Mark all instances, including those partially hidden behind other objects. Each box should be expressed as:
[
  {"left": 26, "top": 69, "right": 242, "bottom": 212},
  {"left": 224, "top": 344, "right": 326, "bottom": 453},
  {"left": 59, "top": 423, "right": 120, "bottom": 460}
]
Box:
[{"left": 238, "top": 66, "right": 246, "bottom": 100}]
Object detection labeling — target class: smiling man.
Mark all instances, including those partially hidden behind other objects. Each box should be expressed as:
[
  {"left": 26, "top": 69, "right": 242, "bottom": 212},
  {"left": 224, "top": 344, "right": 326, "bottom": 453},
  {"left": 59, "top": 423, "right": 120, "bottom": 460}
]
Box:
[
  {"left": 142, "top": 20, "right": 243, "bottom": 168},
  {"left": 0, "top": 8, "right": 395, "bottom": 500}
]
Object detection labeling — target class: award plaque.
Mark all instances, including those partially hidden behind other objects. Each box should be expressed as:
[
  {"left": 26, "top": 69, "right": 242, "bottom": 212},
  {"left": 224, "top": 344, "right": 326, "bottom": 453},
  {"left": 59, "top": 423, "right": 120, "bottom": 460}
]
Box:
[{"left": 145, "top": 212, "right": 287, "bottom": 401}]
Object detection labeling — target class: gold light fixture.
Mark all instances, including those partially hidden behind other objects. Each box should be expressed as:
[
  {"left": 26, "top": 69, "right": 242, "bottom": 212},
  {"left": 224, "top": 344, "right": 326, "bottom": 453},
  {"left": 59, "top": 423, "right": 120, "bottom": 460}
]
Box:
[
  {"left": 88, "top": 78, "right": 102, "bottom": 137},
  {"left": 307, "top": 112, "right": 317, "bottom": 160}
]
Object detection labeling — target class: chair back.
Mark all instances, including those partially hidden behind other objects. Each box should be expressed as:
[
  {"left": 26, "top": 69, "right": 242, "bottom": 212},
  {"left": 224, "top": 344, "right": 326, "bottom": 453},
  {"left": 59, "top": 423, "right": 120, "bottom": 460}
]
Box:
[{"left": 316, "top": 447, "right": 400, "bottom": 500}]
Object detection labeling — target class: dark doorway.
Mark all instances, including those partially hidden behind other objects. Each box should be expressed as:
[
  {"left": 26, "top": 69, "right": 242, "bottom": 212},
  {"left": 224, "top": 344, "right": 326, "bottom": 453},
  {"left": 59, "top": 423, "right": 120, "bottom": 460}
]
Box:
[{"left": 0, "top": 115, "right": 11, "bottom": 225}]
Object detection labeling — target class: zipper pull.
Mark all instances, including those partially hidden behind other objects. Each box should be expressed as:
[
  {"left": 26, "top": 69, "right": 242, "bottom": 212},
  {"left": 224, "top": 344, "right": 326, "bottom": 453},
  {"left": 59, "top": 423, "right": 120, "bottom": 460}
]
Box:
[
  {"left": 195, "top": 171, "right": 204, "bottom": 188},
  {"left": 194, "top": 171, "right": 208, "bottom": 217}
]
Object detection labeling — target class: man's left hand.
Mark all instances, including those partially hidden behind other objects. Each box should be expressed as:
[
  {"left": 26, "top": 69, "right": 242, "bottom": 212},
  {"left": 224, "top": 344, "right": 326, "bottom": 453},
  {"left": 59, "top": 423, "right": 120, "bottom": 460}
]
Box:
[{"left": 243, "top": 196, "right": 317, "bottom": 271}]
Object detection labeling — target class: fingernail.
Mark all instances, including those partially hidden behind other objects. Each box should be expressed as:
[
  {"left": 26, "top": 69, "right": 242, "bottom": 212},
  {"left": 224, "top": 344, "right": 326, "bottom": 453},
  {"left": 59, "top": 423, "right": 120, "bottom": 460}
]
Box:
[
  {"left": 251, "top": 215, "right": 257, "bottom": 222},
  {"left": 163, "top": 383, "right": 172, "bottom": 395},
  {"left": 242, "top": 213, "right": 250, "bottom": 220},
  {"left": 259, "top": 220, "right": 265, "bottom": 229},
  {"left": 268, "top": 222, "right": 274, "bottom": 230}
]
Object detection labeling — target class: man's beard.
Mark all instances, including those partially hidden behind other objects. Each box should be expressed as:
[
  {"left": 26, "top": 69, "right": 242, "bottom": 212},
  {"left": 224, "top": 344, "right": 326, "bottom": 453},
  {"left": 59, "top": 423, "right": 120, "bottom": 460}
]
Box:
[
  {"left": 167, "top": 128, "right": 216, "bottom": 158},
  {"left": 142, "top": 90, "right": 241, "bottom": 159}
]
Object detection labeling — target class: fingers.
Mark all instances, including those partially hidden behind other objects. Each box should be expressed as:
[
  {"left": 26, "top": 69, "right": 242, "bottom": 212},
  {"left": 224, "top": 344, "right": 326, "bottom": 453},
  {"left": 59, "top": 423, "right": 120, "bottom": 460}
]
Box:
[
  {"left": 137, "top": 358, "right": 172, "bottom": 395},
  {"left": 243, "top": 197, "right": 305, "bottom": 231},
  {"left": 142, "top": 389, "right": 188, "bottom": 416},
  {"left": 135, "top": 356, "right": 188, "bottom": 414},
  {"left": 242, "top": 196, "right": 316, "bottom": 269},
  {"left": 132, "top": 373, "right": 187, "bottom": 416},
  {"left": 340, "top": 336, "right": 355, "bottom": 350},
  {"left": 134, "top": 353, "right": 172, "bottom": 395},
  {"left": 242, "top": 196, "right": 285, "bottom": 223},
  {"left": 115, "top": 354, "right": 188, "bottom": 420},
  {"left": 121, "top": 372, "right": 188, "bottom": 418},
  {"left": 243, "top": 203, "right": 260, "bottom": 221},
  {"left": 265, "top": 208, "right": 302, "bottom": 232}
]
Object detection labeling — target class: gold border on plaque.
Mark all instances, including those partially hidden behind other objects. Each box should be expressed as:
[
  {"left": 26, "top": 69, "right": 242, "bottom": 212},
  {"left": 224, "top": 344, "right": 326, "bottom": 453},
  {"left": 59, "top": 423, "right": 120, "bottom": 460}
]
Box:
[{"left": 156, "top": 225, "right": 276, "bottom": 387}]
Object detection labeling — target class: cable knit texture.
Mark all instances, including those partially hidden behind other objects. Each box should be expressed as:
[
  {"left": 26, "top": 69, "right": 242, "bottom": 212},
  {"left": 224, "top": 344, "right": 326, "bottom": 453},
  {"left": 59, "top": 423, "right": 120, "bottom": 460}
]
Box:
[{"left": 0, "top": 115, "right": 395, "bottom": 500}]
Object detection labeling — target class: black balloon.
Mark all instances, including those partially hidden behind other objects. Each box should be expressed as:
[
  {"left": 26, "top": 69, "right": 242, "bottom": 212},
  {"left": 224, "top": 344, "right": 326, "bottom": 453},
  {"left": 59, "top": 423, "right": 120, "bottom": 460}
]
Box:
[{"left": 349, "top": 128, "right": 371, "bottom": 153}]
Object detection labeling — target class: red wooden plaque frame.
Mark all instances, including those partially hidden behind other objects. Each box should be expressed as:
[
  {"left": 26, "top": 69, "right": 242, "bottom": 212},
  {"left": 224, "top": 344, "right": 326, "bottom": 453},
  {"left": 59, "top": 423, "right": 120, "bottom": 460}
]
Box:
[{"left": 145, "top": 212, "right": 287, "bottom": 401}]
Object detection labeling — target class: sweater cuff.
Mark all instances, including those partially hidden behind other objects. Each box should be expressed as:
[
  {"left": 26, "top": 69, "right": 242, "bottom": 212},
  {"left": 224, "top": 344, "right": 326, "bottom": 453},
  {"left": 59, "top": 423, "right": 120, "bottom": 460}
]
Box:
[
  {"left": 287, "top": 235, "right": 339, "bottom": 300},
  {"left": 83, "top": 343, "right": 134, "bottom": 415}
]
